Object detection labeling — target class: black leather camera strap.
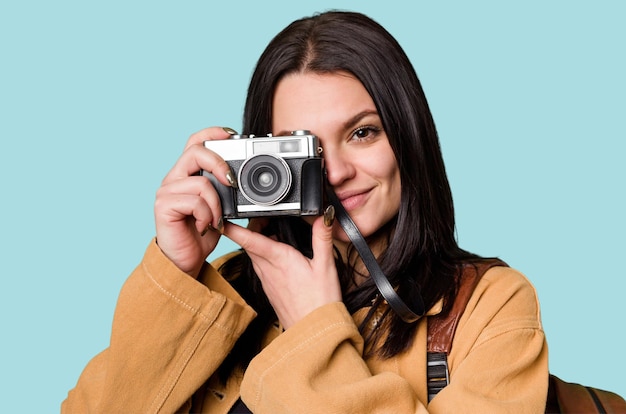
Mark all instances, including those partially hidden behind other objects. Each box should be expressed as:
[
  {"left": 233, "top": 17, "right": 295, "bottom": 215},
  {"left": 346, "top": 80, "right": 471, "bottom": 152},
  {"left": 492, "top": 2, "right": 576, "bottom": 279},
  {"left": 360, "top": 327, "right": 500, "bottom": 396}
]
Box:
[{"left": 326, "top": 189, "right": 425, "bottom": 323}]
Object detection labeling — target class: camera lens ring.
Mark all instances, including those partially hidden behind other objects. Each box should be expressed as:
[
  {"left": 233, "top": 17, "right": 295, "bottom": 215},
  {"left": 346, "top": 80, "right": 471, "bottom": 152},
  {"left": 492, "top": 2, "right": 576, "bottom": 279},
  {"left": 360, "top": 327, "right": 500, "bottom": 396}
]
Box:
[{"left": 238, "top": 154, "right": 292, "bottom": 206}]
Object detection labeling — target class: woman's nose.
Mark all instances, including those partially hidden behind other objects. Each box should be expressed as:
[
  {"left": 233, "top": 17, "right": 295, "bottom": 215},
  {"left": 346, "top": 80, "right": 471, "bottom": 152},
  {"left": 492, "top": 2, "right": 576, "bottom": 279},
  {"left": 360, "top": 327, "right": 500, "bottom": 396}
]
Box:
[{"left": 324, "top": 148, "right": 355, "bottom": 187}]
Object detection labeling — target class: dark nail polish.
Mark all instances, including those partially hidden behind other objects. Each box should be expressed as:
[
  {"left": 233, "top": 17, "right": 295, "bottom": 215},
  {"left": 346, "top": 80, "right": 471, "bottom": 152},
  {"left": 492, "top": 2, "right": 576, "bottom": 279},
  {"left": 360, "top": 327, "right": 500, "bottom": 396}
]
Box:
[
  {"left": 323, "top": 205, "right": 335, "bottom": 227},
  {"left": 225, "top": 170, "right": 238, "bottom": 189}
]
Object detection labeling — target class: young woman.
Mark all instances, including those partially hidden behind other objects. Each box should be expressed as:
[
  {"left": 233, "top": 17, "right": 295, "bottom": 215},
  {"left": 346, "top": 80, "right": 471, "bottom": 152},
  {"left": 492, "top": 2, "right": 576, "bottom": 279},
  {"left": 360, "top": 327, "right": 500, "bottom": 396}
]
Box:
[{"left": 63, "top": 11, "right": 548, "bottom": 413}]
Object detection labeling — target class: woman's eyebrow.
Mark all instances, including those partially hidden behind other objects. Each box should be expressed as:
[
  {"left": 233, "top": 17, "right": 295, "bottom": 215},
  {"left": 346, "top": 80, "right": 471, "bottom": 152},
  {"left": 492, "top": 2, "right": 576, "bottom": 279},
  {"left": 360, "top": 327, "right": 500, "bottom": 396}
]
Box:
[
  {"left": 274, "top": 109, "right": 380, "bottom": 137},
  {"left": 342, "top": 109, "right": 380, "bottom": 131}
]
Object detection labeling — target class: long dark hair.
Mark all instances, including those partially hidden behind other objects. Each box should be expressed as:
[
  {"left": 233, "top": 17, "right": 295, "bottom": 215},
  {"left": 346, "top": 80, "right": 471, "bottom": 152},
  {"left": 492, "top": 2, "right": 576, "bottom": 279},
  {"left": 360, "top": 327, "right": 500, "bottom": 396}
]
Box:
[{"left": 219, "top": 10, "right": 481, "bottom": 379}]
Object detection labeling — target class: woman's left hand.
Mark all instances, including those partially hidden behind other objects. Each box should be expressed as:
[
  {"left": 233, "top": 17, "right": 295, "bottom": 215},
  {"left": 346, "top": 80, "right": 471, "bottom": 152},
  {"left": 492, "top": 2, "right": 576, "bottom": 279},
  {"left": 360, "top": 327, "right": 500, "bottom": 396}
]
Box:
[{"left": 222, "top": 207, "right": 341, "bottom": 329}]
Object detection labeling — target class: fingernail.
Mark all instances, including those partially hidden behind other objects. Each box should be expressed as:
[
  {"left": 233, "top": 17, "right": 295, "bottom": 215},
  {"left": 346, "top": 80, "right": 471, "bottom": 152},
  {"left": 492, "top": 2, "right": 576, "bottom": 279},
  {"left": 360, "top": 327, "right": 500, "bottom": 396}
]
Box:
[
  {"left": 323, "top": 205, "right": 335, "bottom": 227},
  {"left": 225, "top": 169, "right": 238, "bottom": 189},
  {"left": 200, "top": 224, "right": 214, "bottom": 237},
  {"left": 223, "top": 127, "right": 238, "bottom": 135},
  {"left": 216, "top": 217, "right": 224, "bottom": 234}
]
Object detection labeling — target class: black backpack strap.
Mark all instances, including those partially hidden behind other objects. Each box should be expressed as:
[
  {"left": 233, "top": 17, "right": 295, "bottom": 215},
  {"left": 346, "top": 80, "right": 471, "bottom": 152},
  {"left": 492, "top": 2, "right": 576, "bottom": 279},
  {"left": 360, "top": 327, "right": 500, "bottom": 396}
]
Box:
[{"left": 426, "top": 259, "right": 507, "bottom": 402}]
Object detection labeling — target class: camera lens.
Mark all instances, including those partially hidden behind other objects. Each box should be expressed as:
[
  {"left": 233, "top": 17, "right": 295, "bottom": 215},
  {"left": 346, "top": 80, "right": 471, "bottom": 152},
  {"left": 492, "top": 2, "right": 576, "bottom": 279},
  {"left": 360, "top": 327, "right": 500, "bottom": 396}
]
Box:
[{"left": 239, "top": 154, "right": 292, "bottom": 206}]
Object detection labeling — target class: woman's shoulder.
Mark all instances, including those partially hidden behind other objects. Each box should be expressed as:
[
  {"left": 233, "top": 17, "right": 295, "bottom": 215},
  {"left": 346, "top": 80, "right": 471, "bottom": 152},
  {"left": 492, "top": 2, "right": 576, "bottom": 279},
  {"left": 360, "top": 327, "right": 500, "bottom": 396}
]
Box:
[
  {"left": 468, "top": 261, "right": 543, "bottom": 325},
  {"left": 480, "top": 263, "right": 538, "bottom": 297}
]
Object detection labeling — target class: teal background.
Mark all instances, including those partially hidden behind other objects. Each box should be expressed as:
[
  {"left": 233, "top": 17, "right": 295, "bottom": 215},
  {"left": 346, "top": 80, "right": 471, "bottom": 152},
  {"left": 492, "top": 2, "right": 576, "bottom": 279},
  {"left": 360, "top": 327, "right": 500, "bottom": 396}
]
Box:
[{"left": 1, "top": 1, "right": 624, "bottom": 411}]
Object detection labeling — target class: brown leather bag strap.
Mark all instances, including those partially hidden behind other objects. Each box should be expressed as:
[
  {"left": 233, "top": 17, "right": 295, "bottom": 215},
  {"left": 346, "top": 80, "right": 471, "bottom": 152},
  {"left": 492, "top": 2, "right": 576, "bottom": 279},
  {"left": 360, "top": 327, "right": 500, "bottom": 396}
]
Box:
[
  {"left": 427, "top": 259, "right": 507, "bottom": 353},
  {"left": 426, "top": 259, "right": 507, "bottom": 401}
]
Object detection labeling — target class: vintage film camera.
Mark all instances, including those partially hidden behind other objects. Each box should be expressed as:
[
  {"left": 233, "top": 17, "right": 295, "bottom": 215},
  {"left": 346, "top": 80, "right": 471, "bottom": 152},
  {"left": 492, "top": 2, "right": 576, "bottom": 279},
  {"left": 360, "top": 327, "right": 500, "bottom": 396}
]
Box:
[{"left": 202, "top": 130, "right": 324, "bottom": 218}]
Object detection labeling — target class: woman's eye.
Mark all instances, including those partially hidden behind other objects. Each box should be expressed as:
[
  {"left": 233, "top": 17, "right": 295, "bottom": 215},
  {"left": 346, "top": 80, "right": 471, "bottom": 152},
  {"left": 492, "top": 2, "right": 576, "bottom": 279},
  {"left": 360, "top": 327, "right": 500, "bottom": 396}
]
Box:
[{"left": 351, "top": 126, "right": 380, "bottom": 141}]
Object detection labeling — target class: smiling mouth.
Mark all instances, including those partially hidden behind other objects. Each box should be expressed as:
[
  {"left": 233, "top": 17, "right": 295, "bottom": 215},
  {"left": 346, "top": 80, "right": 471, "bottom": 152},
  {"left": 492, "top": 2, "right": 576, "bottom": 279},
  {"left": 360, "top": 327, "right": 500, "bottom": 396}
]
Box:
[{"left": 338, "top": 190, "right": 371, "bottom": 211}]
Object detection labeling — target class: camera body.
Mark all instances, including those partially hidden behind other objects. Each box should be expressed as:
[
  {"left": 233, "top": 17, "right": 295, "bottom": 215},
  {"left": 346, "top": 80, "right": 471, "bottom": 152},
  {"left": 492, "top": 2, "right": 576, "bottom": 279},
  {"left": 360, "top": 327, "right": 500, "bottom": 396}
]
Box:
[{"left": 202, "top": 130, "right": 324, "bottom": 218}]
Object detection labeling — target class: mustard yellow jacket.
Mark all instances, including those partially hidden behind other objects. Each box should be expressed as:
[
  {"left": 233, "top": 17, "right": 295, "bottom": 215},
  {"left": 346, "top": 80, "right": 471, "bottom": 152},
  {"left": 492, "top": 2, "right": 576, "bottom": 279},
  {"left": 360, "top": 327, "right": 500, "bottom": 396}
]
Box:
[{"left": 62, "top": 240, "right": 548, "bottom": 413}]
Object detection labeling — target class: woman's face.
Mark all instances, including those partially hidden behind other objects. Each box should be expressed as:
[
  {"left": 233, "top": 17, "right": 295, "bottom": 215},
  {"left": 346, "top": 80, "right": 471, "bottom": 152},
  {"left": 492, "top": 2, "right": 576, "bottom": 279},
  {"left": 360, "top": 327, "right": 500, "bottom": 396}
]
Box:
[{"left": 272, "top": 72, "right": 401, "bottom": 244}]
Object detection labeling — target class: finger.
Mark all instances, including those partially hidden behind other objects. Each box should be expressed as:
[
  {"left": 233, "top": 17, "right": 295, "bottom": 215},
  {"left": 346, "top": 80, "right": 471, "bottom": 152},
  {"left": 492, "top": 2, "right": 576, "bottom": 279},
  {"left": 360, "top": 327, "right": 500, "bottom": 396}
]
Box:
[
  {"left": 161, "top": 144, "right": 233, "bottom": 188},
  {"left": 162, "top": 126, "right": 238, "bottom": 187},
  {"left": 155, "top": 177, "right": 222, "bottom": 228},
  {"left": 311, "top": 205, "right": 336, "bottom": 264},
  {"left": 183, "top": 126, "right": 238, "bottom": 151},
  {"left": 155, "top": 192, "right": 215, "bottom": 234},
  {"left": 223, "top": 220, "right": 278, "bottom": 259}
]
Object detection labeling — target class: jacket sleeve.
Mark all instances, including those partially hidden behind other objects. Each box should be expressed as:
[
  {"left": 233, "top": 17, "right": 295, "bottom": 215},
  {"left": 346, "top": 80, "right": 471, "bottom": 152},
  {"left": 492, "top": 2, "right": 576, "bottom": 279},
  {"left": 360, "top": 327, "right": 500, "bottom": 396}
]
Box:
[
  {"left": 240, "top": 302, "right": 430, "bottom": 414},
  {"left": 239, "top": 267, "right": 548, "bottom": 414},
  {"left": 61, "top": 240, "right": 257, "bottom": 414}
]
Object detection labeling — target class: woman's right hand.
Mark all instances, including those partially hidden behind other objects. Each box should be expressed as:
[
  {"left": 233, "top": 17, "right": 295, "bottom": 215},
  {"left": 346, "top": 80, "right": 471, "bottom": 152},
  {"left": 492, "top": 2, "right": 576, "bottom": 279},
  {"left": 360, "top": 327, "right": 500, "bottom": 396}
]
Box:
[{"left": 154, "top": 127, "right": 236, "bottom": 277}]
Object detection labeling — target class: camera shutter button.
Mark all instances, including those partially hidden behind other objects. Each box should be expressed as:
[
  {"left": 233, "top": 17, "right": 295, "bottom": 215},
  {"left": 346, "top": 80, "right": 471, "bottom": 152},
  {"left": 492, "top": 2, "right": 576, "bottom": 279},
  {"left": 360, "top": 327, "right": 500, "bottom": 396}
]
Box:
[{"left": 291, "top": 130, "right": 311, "bottom": 136}]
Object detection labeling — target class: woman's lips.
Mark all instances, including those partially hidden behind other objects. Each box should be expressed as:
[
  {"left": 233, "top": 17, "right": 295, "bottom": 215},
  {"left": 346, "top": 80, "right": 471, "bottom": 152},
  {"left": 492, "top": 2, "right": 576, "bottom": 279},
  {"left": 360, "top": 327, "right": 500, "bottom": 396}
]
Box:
[{"left": 338, "top": 189, "right": 371, "bottom": 211}]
